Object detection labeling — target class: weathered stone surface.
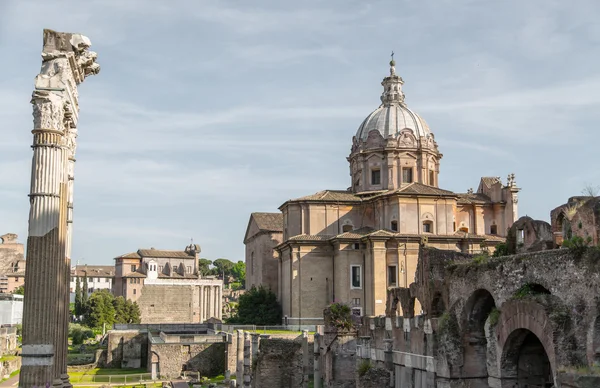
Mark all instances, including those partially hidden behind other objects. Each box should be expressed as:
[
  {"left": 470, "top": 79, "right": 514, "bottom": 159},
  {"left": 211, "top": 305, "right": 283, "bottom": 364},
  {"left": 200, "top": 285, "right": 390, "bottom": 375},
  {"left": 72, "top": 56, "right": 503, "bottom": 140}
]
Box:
[
  {"left": 252, "top": 338, "right": 305, "bottom": 388},
  {"left": 357, "top": 366, "right": 390, "bottom": 388}
]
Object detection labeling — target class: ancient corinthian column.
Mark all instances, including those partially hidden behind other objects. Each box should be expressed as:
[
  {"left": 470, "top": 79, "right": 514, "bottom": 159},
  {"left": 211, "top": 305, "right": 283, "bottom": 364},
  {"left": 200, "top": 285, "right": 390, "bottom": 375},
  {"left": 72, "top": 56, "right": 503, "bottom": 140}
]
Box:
[{"left": 20, "top": 29, "right": 99, "bottom": 388}]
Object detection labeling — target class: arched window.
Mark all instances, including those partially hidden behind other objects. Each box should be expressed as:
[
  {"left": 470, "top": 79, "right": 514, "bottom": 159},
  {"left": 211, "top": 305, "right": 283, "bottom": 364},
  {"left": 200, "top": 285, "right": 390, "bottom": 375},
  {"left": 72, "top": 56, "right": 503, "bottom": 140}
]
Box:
[
  {"left": 423, "top": 221, "right": 433, "bottom": 233},
  {"left": 342, "top": 224, "right": 353, "bottom": 233}
]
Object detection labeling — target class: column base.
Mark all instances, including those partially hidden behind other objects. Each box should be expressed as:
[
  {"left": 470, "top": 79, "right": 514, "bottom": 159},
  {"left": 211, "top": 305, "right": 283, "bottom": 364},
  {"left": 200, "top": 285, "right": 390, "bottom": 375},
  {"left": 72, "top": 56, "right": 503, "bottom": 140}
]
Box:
[
  {"left": 61, "top": 373, "right": 72, "bottom": 388},
  {"left": 53, "top": 378, "right": 63, "bottom": 388}
]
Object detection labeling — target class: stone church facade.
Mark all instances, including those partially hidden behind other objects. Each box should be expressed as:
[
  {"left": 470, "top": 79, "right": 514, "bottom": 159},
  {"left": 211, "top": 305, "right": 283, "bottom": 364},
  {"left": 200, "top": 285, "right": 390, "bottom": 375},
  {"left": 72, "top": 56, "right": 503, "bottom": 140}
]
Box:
[
  {"left": 114, "top": 244, "right": 222, "bottom": 323},
  {"left": 245, "top": 59, "right": 521, "bottom": 320}
]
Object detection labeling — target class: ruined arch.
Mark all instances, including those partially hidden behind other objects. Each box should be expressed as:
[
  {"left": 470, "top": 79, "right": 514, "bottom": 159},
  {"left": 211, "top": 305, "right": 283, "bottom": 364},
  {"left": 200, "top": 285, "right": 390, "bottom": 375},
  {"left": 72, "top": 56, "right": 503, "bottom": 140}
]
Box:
[
  {"left": 461, "top": 289, "right": 496, "bottom": 381},
  {"left": 496, "top": 299, "right": 557, "bottom": 386},
  {"left": 500, "top": 329, "right": 553, "bottom": 387}
]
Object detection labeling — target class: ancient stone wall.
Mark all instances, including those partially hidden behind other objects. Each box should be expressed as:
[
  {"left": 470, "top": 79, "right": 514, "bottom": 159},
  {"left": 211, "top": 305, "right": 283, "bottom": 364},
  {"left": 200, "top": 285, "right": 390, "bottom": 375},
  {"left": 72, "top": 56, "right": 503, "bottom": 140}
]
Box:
[
  {"left": 106, "top": 330, "right": 147, "bottom": 369},
  {"left": 137, "top": 285, "right": 195, "bottom": 323},
  {"left": 252, "top": 338, "right": 304, "bottom": 388},
  {"left": 150, "top": 342, "right": 225, "bottom": 379},
  {"left": 0, "top": 234, "right": 24, "bottom": 276},
  {"left": 357, "top": 365, "right": 391, "bottom": 388}
]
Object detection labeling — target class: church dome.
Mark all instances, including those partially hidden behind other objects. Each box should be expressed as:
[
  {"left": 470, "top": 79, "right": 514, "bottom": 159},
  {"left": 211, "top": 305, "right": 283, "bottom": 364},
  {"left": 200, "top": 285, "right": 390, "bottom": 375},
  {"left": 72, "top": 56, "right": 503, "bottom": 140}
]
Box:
[
  {"left": 355, "top": 58, "right": 432, "bottom": 142},
  {"left": 356, "top": 104, "right": 430, "bottom": 142}
]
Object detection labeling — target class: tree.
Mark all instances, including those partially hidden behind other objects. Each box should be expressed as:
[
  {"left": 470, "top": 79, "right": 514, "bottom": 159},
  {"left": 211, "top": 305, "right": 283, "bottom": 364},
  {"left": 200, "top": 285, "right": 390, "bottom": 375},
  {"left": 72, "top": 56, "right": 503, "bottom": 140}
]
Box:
[
  {"left": 74, "top": 277, "right": 83, "bottom": 316},
  {"left": 582, "top": 183, "right": 599, "bottom": 197},
  {"left": 126, "top": 299, "right": 141, "bottom": 324},
  {"left": 85, "top": 289, "right": 115, "bottom": 329},
  {"left": 12, "top": 286, "right": 24, "bottom": 295},
  {"left": 113, "top": 296, "right": 128, "bottom": 324},
  {"left": 198, "top": 258, "right": 213, "bottom": 276},
  {"left": 81, "top": 274, "right": 89, "bottom": 312},
  {"left": 231, "top": 285, "right": 281, "bottom": 325},
  {"left": 213, "top": 258, "right": 235, "bottom": 284},
  {"left": 231, "top": 261, "right": 246, "bottom": 287}
]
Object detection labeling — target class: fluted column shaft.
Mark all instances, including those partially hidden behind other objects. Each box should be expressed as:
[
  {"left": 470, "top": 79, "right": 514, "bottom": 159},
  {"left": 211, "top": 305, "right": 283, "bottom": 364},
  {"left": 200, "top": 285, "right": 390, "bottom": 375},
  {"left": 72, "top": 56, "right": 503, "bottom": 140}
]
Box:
[{"left": 21, "top": 92, "right": 68, "bottom": 388}]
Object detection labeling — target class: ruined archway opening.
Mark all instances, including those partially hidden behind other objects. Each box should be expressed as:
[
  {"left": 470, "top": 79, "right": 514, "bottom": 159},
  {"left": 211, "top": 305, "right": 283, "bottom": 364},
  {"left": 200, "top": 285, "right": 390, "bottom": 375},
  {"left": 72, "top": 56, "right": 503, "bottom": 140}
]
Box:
[
  {"left": 430, "top": 292, "right": 445, "bottom": 318},
  {"left": 462, "top": 289, "right": 496, "bottom": 380},
  {"left": 502, "top": 329, "right": 553, "bottom": 387}
]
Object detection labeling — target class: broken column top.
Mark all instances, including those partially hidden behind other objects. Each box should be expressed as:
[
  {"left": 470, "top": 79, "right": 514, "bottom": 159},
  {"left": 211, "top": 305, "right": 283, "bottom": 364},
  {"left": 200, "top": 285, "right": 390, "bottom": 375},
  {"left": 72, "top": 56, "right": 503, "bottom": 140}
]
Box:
[{"left": 40, "top": 28, "right": 100, "bottom": 84}]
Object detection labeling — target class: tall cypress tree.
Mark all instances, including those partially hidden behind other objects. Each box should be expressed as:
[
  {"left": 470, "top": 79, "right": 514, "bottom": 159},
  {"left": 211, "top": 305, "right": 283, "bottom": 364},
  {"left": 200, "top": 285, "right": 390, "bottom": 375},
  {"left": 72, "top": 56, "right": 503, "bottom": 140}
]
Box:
[
  {"left": 74, "top": 277, "right": 82, "bottom": 316},
  {"left": 81, "top": 274, "right": 89, "bottom": 313}
]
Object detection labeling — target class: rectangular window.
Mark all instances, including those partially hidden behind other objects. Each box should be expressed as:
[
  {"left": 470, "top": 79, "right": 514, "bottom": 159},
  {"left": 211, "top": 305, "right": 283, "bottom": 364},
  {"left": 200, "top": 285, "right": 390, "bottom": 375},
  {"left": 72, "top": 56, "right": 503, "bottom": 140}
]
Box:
[
  {"left": 402, "top": 168, "right": 413, "bottom": 183},
  {"left": 388, "top": 266, "right": 397, "bottom": 287},
  {"left": 187, "top": 266, "right": 191, "bottom": 273},
  {"left": 353, "top": 243, "right": 360, "bottom": 250},
  {"left": 423, "top": 222, "right": 432, "bottom": 233},
  {"left": 490, "top": 225, "right": 498, "bottom": 235},
  {"left": 352, "top": 298, "right": 361, "bottom": 306},
  {"left": 15, "top": 277, "right": 18, "bottom": 282},
  {"left": 429, "top": 170, "right": 435, "bottom": 186},
  {"left": 351, "top": 307, "right": 362, "bottom": 317},
  {"left": 131, "top": 265, "right": 137, "bottom": 272},
  {"left": 371, "top": 169, "right": 381, "bottom": 185},
  {"left": 391, "top": 221, "right": 398, "bottom": 232},
  {"left": 350, "top": 265, "right": 362, "bottom": 289},
  {"left": 96, "top": 278, "right": 100, "bottom": 282},
  {"left": 129, "top": 278, "right": 133, "bottom": 284},
  {"left": 133, "top": 289, "right": 136, "bottom": 295}
]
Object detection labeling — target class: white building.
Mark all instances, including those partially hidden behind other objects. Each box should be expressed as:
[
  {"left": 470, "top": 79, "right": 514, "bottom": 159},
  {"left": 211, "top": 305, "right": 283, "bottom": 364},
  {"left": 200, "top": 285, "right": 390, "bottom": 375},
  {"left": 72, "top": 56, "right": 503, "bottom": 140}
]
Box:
[
  {"left": 0, "top": 294, "right": 23, "bottom": 325},
  {"left": 70, "top": 265, "right": 115, "bottom": 302}
]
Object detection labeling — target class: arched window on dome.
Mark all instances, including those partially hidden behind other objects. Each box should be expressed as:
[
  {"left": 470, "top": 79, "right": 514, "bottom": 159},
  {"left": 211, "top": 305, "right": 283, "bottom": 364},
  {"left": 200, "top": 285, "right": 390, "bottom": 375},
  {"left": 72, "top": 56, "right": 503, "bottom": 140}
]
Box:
[{"left": 342, "top": 224, "right": 354, "bottom": 233}]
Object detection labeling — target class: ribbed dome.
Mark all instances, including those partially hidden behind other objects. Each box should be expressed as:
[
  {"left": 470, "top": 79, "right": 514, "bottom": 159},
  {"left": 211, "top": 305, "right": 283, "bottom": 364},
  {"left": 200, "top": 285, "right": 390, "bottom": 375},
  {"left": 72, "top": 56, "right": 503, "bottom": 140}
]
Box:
[{"left": 355, "top": 104, "right": 431, "bottom": 142}]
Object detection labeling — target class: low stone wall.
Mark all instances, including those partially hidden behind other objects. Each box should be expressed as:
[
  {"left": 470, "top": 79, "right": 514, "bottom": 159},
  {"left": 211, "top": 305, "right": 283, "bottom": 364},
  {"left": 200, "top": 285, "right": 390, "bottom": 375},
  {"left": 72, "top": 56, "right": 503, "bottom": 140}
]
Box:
[
  {"left": 357, "top": 365, "right": 390, "bottom": 388},
  {"left": 106, "top": 330, "right": 148, "bottom": 369},
  {"left": 0, "top": 356, "right": 20, "bottom": 378},
  {"left": 558, "top": 372, "right": 600, "bottom": 388},
  {"left": 151, "top": 342, "right": 226, "bottom": 378},
  {"left": 252, "top": 338, "right": 304, "bottom": 388}
]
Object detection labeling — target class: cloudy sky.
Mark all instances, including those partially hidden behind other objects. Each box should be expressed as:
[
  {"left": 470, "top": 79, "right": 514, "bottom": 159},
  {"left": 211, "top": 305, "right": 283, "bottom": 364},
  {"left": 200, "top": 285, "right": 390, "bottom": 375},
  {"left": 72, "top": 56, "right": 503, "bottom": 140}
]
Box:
[{"left": 1, "top": 0, "right": 599, "bottom": 265}]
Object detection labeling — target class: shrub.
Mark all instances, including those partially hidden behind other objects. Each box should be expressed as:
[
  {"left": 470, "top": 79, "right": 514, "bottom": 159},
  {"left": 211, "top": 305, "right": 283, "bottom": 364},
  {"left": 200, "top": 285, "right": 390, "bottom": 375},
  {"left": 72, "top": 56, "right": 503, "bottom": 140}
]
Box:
[
  {"left": 328, "top": 302, "right": 353, "bottom": 331},
  {"left": 69, "top": 323, "right": 94, "bottom": 345},
  {"left": 357, "top": 359, "right": 372, "bottom": 377},
  {"left": 229, "top": 285, "right": 281, "bottom": 325},
  {"left": 493, "top": 243, "right": 509, "bottom": 257}
]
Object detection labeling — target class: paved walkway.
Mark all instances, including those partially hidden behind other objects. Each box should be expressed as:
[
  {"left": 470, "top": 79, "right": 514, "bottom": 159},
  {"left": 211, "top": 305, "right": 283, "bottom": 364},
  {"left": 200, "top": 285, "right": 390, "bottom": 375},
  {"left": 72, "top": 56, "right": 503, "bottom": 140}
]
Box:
[{"left": 0, "top": 373, "right": 19, "bottom": 388}]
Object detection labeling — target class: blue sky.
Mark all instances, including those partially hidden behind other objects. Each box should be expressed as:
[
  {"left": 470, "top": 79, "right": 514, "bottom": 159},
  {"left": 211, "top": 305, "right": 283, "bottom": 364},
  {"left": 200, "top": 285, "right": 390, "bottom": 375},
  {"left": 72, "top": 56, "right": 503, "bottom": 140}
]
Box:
[{"left": 1, "top": 0, "right": 599, "bottom": 265}]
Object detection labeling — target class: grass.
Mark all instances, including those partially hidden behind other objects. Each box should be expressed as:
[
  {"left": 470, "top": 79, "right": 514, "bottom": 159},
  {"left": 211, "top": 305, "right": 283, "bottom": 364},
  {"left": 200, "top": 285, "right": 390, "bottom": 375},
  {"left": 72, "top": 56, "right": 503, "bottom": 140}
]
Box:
[{"left": 68, "top": 368, "right": 149, "bottom": 384}]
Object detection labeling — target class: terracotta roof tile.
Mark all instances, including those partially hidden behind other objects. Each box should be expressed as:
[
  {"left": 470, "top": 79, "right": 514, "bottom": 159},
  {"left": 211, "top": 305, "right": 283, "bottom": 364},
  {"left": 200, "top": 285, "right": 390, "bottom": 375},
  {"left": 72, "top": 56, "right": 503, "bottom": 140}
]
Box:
[
  {"left": 292, "top": 190, "right": 361, "bottom": 202},
  {"left": 137, "top": 249, "right": 194, "bottom": 259},
  {"left": 116, "top": 252, "right": 141, "bottom": 259},
  {"left": 72, "top": 265, "right": 115, "bottom": 277},
  {"left": 157, "top": 273, "right": 199, "bottom": 279},
  {"left": 457, "top": 193, "right": 493, "bottom": 205},
  {"left": 480, "top": 176, "right": 501, "bottom": 189},
  {"left": 288, "top": 234, "right": 333, "bottom": 241},
  {"left": 251, "top": 212, "right": 283, "bottom": 232}
]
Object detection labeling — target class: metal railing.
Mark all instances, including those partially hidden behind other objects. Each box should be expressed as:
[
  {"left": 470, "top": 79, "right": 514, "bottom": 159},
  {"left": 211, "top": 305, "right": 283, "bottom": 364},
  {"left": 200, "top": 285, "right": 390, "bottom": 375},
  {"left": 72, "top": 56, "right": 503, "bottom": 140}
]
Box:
[
  {"left": 70, "top": 373, "right": 153, "bottom": 385},
  {"left": 217, "top": 324, "right": 318, "bottom": 334}
]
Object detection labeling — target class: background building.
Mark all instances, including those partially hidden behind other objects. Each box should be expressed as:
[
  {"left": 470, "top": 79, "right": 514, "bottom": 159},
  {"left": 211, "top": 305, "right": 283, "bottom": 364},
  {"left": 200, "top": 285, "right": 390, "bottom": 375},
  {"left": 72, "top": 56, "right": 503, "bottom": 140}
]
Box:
[
  {"left": 114, "top": 243, "right": 222, "bottom": 323},
  {"left": 0, "top": 294, "right": 23, "bottom": 325},
  {"left": 0, "top": 234, "right": 26, "bottom": 294},
  {"left": 69, "top": 265, "right": 115, "bottom": 302},
  {"left": 245, "top": 60, "right": 521, "bottom": 320},
  {"left": 243, "top": 212, "right": 283, "bottom": 291}
]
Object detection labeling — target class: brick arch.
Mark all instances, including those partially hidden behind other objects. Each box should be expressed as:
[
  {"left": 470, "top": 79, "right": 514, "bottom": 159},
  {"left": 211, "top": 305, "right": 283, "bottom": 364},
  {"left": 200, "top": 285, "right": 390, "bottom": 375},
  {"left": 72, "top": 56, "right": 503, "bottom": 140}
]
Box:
[
  {"left": 460, "top": 288, "right": 497, "bottom": 381},
  {"left": 496, "top": 299, "right": 557, "bottom": 382}
]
